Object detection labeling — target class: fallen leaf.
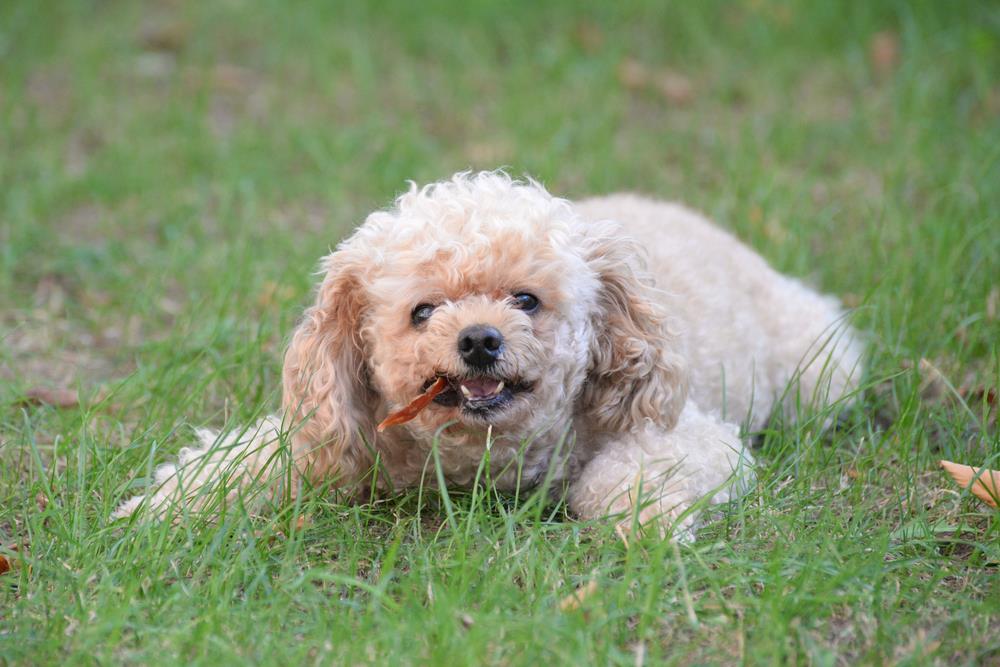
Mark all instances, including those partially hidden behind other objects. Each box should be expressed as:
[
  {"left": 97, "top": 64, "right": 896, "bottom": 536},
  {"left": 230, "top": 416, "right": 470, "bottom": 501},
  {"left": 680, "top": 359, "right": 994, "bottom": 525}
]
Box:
[
  {"left": 655, "top": 70, "right": 694, "bottom": 105},
  {"left": 19, "top": 387, "right": 80, "bottom": 408},
  {"left": 940, "top": 460, "right": 1000, "bottom": 507},
  {"left": 559, "top": 579, "right": 598, "bottom": 612},
  {"left": 36, "top": 492, "right": 48, "bottom": 512},
  {"left": 0, "top": 545, "right": 21, "bottom": 575},
  {"left": 138, "top": 20, "right": 189, "bottom": 53},
  {"left": 974, "top": 387, "right": 997, "bottom": 408},
  {"left": 617, "top": 58, "right": 649, "bottom": 90},
  {"left": 572, "top": 20, "right": 604, "bottom": 53},
  {"left": 869, "top": 30, "right": 900, "bottom": 79},
  {"left": 617, "top": 58, "right": 694, "bottom": 105}
]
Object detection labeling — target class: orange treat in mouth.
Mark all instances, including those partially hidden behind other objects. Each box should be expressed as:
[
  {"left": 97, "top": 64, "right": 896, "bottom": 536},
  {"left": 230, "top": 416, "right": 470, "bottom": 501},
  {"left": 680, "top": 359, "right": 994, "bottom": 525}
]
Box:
[{"left": 377, "top": 377, "right": 449, "bottom": 432}]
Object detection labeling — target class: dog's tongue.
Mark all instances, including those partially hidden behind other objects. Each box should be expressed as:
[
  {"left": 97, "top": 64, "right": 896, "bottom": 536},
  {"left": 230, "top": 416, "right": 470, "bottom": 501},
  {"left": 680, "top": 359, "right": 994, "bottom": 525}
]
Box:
[{"left": 459, "top": 377, "right": 503, "bottom": 399}]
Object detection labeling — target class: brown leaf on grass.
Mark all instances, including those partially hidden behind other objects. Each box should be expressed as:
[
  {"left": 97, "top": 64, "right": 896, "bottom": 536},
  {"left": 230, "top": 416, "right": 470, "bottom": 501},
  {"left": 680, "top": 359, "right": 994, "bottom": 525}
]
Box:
[
  {"left": 559, "top": 579, "right": 599, "bottom": 612},
  {"left": 19, "top": 387, "right": 80, "bottom": 409},
  {"left": 869, "top": 31, "right": 900, "bottom": 79},
  {"left": 138, "top": 20, "right": 190, "bottom": 53},
  {"left": 655, "top": 70, "right": 694, "bottom": 106},
  {"left": 0, "top": 545, "right": 21, "bottom": 575},
  {"left": 940, "top": 460, "right": 1000, "bottom": 507},
  {"left": 572, "top": 20, "right": 604, "bottom": 53},
  {"left": 617, "top": 58, "right": 695, "bottom": 105},
  {"left": 617, "top": 58, "right": 649, "bottom": 90},
  {"left": 969, "top": 387, "right": 998, "bottom": 409}
]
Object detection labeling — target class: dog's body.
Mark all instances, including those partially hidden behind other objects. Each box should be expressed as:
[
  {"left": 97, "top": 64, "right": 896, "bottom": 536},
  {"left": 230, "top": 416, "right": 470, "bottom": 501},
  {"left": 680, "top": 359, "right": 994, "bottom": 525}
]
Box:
[
  {"left": 577, "top": 194, "right": 861, "bottom": 431},
  {"left": 115, "top": 172, "right": 862, "bottom": 535}
]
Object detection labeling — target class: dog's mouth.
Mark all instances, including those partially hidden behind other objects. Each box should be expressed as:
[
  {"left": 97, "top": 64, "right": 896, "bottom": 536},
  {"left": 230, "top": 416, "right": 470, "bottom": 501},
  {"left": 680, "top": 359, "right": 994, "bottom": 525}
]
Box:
[{"left": 424, "top": 375, "right": 533, "bottom": 414}]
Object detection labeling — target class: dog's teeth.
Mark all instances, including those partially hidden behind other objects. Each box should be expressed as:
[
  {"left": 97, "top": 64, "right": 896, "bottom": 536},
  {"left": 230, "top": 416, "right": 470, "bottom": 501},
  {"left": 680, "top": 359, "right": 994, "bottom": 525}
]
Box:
[
  {"left": 496, "top": 381, "right": 504, "bottom": 393},
  {"left": 460, "top": 385, "right": 472, "bottom": 399}
]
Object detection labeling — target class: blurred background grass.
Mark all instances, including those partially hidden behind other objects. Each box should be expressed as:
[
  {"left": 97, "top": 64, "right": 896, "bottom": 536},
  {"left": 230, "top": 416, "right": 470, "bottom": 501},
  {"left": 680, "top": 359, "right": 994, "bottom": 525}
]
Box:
[
  {"left": 1, "top": 1, "right": 998, "bottom": 664},
  {"left": 2, "top": 1, "right": 998, "bottom": 394}
]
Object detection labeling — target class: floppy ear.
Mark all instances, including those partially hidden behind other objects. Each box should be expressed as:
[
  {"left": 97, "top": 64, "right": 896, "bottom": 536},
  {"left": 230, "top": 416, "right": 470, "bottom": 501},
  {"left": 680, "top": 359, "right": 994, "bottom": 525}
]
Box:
[
  {"left": 282, "top": 242, "right": 378, "bottom": 486},
  {"left": 577, "top": 222, "right": 688, "bottom": 433}
]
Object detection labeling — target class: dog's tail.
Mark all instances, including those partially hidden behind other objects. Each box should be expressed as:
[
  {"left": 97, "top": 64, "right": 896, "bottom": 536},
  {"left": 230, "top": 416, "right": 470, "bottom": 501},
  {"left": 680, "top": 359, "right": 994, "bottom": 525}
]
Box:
[{"left": 112, "top": 415, "right": 297, "bottom": 521}]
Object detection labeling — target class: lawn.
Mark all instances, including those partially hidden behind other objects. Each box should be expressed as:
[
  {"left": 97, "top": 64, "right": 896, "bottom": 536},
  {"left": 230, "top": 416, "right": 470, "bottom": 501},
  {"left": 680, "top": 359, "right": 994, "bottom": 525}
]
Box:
[{"left": 1, "top": 1, "right": 998, "bottom": 664}]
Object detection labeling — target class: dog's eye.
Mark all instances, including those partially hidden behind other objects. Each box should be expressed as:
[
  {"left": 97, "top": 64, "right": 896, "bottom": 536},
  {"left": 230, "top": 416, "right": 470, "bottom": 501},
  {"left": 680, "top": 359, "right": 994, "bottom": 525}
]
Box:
[
  {"left": 411, "top": 303, "right": 436, "bottom": 326},
  {"left": 512, "top": 292, "right": 540, "bottom": 314}
]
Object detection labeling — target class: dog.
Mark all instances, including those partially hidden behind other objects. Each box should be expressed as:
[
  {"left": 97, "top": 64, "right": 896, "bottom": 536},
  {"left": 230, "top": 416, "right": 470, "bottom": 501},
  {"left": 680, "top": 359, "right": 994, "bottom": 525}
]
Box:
[{"left": 115, "top": 171, "right": 863, "bottom": 537}]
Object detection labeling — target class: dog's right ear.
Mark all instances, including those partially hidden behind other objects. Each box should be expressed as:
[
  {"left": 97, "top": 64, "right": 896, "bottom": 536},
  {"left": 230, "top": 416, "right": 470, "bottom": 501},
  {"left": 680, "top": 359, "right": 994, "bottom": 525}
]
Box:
[
  {"left": 282, "top": 240, "right": 378, "bottom": 485},
  {"left": 575, "top": 220, "right": 689, "bottom": 433}
]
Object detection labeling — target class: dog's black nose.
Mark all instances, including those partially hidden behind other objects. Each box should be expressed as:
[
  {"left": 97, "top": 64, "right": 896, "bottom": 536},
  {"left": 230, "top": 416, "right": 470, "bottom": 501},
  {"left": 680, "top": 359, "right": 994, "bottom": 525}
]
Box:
[{"left": 457, "top": 324, "right": 503, "bottom": 368}]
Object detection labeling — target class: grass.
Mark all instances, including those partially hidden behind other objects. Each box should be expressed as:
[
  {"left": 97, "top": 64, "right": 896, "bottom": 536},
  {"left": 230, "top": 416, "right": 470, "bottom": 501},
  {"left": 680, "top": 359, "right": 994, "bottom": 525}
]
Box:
[{"left": 1, "top": 0, "right": 998, "bottom": 664}]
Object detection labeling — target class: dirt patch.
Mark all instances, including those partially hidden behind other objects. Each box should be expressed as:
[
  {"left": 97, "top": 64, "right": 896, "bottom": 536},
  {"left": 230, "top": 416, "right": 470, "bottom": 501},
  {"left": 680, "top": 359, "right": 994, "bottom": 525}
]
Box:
[
  {"left": 1, "top": 276, "right": 133, "bottom": 391},
  {"left": 0, "top": 312, "right": 121, "bottom": 390}
]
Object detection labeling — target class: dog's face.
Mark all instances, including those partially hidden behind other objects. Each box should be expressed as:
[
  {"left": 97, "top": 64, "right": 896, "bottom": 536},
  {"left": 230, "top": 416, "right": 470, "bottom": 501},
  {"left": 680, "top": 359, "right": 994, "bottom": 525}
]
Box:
[
  {"left": 361, "top": 213, "right": 598, "bottom": 436},
  {"left": 281, "top": 173, "right": 687, "bottom": 482}
]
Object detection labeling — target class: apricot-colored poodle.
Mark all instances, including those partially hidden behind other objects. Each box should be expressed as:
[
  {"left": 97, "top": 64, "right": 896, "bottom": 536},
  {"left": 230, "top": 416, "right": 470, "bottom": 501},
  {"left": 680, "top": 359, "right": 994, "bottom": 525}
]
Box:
[{"left": 116, "top": 172, "right": 862, "bottom": 537}]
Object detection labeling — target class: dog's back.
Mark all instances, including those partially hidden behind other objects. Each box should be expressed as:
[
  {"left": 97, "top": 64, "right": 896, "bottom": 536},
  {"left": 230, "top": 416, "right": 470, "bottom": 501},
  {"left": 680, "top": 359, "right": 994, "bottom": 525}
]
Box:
[{"left": 575, "top": 194, "right": 864, "bottom": 428}]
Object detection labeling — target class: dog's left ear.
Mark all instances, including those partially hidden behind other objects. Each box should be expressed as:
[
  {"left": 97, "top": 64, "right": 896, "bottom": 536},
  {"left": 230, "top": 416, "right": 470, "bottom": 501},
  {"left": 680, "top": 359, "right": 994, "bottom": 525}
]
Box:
[
  {"left": 282, "top": 237, "right": 379, "bottom": 486},
  {"left": 576, "top": 221, "right": 688, "bottom": 432}
]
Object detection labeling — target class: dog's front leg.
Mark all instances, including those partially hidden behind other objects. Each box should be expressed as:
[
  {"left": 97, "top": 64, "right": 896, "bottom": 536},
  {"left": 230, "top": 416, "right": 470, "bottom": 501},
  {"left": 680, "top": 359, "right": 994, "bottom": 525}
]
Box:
[
  {"left": 113, "top": 415, "right": 301, "bottom": 521},
  {"left": 568, "top": 403, "right": 752, "bottom": 539}
]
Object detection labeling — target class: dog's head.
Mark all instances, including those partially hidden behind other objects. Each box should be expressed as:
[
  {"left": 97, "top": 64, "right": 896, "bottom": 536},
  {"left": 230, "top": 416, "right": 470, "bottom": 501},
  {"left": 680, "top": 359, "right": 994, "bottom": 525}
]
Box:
[{"left": 282, "top": 172, "right": 687, "bottom": 482}]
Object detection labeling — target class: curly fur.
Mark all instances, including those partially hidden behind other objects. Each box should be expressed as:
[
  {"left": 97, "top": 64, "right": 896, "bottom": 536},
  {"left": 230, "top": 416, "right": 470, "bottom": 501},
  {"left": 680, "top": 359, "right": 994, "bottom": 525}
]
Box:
[{"left": 115, "top": 171, "right": 863, "bottom": 535}]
